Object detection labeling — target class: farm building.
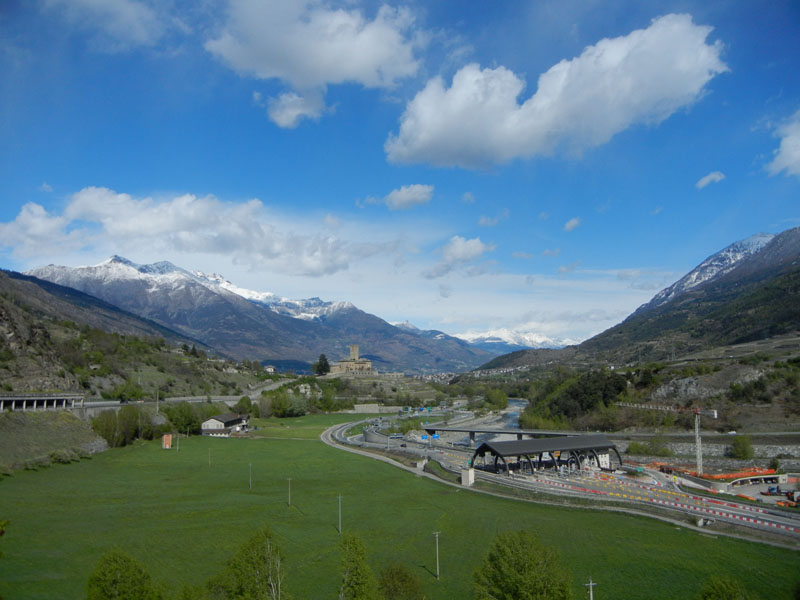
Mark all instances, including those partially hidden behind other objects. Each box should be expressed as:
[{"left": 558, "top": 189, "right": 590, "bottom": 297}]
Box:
[{"left": 201, "top": 413, "right": 249, "bottom": 437}]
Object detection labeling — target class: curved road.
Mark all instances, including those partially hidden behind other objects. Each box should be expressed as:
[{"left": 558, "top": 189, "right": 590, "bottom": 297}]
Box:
[{"left": 321, "top": 421, "right": 800, "bottom": 543}]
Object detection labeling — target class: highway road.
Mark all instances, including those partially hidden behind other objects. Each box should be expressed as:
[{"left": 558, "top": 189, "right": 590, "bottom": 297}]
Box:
[{"left": 321, "top": 420, "right": 800, "bottom": 541}]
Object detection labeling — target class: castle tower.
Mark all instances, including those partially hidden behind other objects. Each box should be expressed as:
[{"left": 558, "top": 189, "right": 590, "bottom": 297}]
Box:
[{"left": 349, "top": 344, "right": 359, "bottom": 360}]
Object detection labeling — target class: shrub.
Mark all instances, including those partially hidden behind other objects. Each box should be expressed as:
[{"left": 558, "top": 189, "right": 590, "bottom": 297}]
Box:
[
  {"left": 473, "top": 530, "right": 571, "bottom": 600},
  {"left": 86, "top": 549, "right": 163, "bottom": 600},
  {"left": 729, "top": 435, "right": 754, "bottom": 460},
  {"left": 49, "top": 449, "right": 77, "bottom": 464},
  {"left": 626, "top": 441, "right": 649, "bottom": 455},
  {"left": 379, "top": 563, "right": 424, "bottom": 600}
]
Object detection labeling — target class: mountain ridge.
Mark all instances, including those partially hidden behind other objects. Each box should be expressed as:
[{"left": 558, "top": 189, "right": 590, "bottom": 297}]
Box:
[
  {"left": 633, "top": 232, "right": 774, "bottom": 315},
  {"left": 480, "top": 227, "right": 800, "bottom": 369},
  {"left": 26, "top": 257, "right": 493, "bottom": 373}
]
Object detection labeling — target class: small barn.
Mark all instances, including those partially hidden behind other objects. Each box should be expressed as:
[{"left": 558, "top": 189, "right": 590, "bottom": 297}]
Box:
[{"left": 201, "top": 413, "right": 249, "bottom": 437}]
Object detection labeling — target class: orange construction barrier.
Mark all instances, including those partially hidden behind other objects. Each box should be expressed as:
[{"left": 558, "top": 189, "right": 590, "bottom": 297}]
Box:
[{"left": 684, "top": 468, "right": 776, "bottom": 480}]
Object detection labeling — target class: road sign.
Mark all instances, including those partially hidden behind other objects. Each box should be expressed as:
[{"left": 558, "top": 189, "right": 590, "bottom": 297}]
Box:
[
  {"left": 432, "top": 434, "right": 439, "bottom": 439},
  {"left": 421, "top": 435, "right": 428, "bottom": 440}
]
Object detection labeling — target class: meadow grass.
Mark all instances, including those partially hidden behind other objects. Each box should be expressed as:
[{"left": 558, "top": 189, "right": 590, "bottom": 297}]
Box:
[
  {"left": 0, "top": 414, "right": 797, "bottom": 599},
  {"left": 249, "top": 413, "right": 377, "bottom": 440}
]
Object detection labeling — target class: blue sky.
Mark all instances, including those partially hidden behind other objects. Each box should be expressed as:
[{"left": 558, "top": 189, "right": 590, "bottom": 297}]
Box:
[{"left": 1, "top": 1, "right": 799, "bottom": 346}]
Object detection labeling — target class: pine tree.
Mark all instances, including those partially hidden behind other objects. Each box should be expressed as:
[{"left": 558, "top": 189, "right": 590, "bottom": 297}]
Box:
[{"left": 314, "top": 354, "right": 331, "bottom": 375}]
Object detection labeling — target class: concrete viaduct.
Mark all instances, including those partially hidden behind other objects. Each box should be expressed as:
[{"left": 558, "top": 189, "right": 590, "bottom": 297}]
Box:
[
  {"left": 421, "top": 425, "right": 576, "bottom": 446},
  {"left": 0, "top": 393, "right": 85, "bottom": 412}
]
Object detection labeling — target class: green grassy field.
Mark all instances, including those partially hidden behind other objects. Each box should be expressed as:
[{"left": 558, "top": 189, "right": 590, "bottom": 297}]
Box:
[
  {"left": 249, "top": 413, "right": 377, "bottom": 440},
  {"left": 0, "top": 415, "right": 798, "bottom": 599}
]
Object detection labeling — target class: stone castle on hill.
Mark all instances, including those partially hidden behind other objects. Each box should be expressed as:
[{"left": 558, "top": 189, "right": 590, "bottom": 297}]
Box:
[{"left": 330, "top": 344, "right": 373, "bottom": 375}]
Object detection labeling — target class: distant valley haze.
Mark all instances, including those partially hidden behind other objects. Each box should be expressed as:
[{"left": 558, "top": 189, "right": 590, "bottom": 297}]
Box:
[{"left": 1, "top": 1, "right": 799, "bottom": 349}]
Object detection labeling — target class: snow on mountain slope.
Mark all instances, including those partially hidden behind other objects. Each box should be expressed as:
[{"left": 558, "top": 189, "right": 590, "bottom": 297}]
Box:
[
  {"left": 638, "top": 233, "right": 774, "bottom": 312},
  {"left": 191, "top": 270, "right": 352, "bottom": 320},
  {"left": 30, "top": 255, "right": 197, "bottom": 292},
  {"left": 25, "top": 256, "right": 494, "bottom": 372},
  {"left": 393, "top": 320, "right": 575, "bottom": 353},
  {"left": 30, "top": 256, "right": 352, "bottom": 321},
  {"left": 454, "top": 328, "right": 578, "bottom": 349}
]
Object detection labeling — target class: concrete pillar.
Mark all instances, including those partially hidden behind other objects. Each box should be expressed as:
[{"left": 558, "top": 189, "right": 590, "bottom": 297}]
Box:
[
  {"left": 461, "top": 468, "right": 475, "bottom": 487},
  {"left": 469, "top": 431, "right": 475, "bottom": 447}
]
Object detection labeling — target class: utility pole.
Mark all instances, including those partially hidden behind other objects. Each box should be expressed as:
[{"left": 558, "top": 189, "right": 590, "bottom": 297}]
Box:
[
  {"left": 695, "top": 410, "right": 703, "bottom": 475},
  {"left": 694, "top": 408, "right": 717, "bottom": 475},
  {"left": 585, "top": 577, "right": 597, "bottom": 600},
  {"left": 616, "top": 402, "right": 718, "bottom": 476},
  {"left": 433, "top": 531, "right": 441, "bottom": 580}
]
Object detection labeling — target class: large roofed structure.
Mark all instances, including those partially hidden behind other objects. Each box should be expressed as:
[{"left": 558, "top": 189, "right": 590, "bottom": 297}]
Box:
[{"left": 471, "top": 434, "right": 622, "bottom": 473}]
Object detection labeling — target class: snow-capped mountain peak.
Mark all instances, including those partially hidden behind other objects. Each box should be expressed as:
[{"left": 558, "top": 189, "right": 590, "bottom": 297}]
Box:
[
  {"left": 192, "top": 270, "right": 281, "bottom": 304},
  {"left": 641, "top": 232, "right": 775, "bottom": 311},
  {"left": 29, "top": 256, "right": 356, "bottom": 322},
  {"left": 454, "top": 328, "right": 578, "bottom": 349}
]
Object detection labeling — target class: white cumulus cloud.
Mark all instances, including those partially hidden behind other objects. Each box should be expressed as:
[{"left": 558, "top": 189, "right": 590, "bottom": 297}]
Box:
[
  {"left": 385, "top": 184, "right": 433, "bottom": 210},
  {"left": 563, "top": 217, "right": 581, "bottom": 232},
  {"left": 264, "top": 91, "right": 326, "bottom": 129},
  {"left": 423, "top": 235, "right": 495, "bottom": 279},
  {"left": 767, "top": 109, "right": 800, "bottom": 178},
  {"left": 695, "top": 170, "right": 726, "bottom": 189},
  {"left": 43, "top": 0, "right": 165, "bottom": 50},
  {"left": 0, "top": 202, "right": 84, "bottom": 257},
  {"left": 386, "top": 13, "right": 727, "bottom": 168},
  {"left": 478, "top": 209, "right": 509, "bottom": 227},
  {"left": 206, "top": 0, "right": 423, "bottom": 128},
  {"left": 3, "top": 186, "right": 404, "bottom": 277},
  {"left": 558, "top": 260, "right": 582, "bottom": 274}
]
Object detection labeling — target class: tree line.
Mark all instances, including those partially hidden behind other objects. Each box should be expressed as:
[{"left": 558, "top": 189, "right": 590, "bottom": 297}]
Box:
[{"left": 83, "top": 525, "right": 764, "bottom": 599}]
